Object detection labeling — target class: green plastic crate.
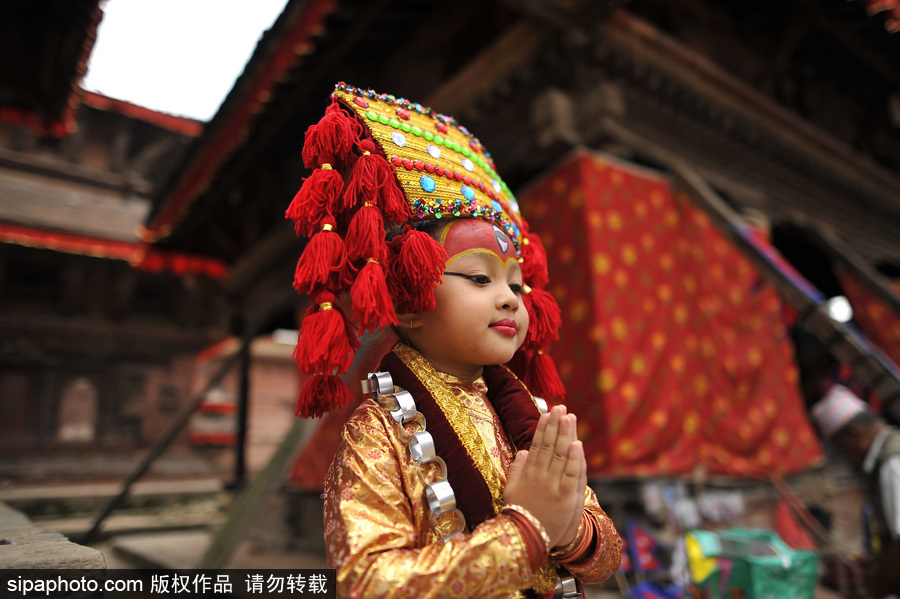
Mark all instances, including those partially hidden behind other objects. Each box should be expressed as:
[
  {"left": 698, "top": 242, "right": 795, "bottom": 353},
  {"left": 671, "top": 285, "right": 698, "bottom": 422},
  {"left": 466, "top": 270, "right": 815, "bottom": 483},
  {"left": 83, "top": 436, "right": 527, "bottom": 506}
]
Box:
[{"left": 689, "top": 528, "right": 818, "bottom": 599}]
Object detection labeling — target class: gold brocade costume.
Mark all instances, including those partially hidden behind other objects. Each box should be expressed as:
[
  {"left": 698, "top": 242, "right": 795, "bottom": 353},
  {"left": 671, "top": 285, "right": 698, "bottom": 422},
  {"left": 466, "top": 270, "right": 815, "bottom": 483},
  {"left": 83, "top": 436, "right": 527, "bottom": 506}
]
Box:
[{"left": 323, "top": 349, "right": 622, "bottom": 598}]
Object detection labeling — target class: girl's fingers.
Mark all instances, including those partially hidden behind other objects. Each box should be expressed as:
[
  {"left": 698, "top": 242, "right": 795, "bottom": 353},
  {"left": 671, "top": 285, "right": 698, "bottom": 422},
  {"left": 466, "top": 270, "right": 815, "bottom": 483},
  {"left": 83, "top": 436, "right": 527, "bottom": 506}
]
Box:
[
  {"left": 559, "top": 440, "right": 583, "bottom": 495},
  {"left": 525, "top": 413, "right": 549, "bottom": 467},
  {"left": 548, "top": 414, "right": 575, "bottom": 478},
  {"left": 534, "top": 406, "right": 563, "bottom": 470}
]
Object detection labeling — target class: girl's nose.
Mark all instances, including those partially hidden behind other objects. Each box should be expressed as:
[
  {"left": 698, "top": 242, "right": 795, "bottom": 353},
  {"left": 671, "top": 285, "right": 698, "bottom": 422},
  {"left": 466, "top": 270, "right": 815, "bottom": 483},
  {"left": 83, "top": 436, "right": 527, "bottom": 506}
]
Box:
[{"left": 499, "top": 288, "right": 519, "bottom": 311}]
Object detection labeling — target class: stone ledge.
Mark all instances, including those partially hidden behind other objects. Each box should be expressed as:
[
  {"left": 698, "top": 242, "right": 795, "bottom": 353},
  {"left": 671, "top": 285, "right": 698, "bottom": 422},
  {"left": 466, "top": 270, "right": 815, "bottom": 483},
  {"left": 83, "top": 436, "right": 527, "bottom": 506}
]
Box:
[{"left": 0, "top": 502, "right": 105, "bottom": 569}]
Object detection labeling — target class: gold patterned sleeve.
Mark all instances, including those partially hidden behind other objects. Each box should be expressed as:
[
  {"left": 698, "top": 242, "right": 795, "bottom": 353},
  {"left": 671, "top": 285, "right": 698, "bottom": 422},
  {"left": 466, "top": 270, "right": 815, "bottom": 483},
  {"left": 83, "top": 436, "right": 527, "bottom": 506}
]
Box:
[
  {"left": 323, "top": 401, "right": 537, "bottom": 599},
  {"left": 561, "top": 487, "right": 623, "bottom": 584}
]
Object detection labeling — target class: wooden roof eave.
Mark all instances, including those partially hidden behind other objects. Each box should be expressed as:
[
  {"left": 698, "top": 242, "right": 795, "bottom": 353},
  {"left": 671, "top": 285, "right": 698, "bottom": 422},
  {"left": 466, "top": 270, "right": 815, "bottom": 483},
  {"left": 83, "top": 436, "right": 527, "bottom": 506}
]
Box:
[
  {"left": 0, "top": 0, "right": 102, "bottom": 137},
  {"left": 139, "top": 0, "right": 340, "bottom": 245}
]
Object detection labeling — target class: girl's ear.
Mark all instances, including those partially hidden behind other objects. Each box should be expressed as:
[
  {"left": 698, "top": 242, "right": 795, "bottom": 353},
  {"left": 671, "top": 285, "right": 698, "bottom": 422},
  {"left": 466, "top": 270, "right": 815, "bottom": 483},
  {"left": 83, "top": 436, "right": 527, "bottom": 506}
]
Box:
[{"left": 395, "top": 312, "right": 421, "bottom": 329}]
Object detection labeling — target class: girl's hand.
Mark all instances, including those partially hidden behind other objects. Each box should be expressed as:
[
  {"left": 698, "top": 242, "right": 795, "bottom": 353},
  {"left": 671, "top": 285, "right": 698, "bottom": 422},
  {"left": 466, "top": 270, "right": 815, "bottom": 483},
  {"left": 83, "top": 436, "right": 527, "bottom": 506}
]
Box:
[{"left": 504, "top": 405, "right": 586, "bottom": 547}]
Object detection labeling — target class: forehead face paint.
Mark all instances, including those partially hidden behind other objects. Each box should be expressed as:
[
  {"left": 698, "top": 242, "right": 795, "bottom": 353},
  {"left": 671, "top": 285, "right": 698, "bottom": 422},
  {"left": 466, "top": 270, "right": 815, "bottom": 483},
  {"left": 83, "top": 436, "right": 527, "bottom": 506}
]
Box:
[{"left": 439, "top": 219, "right": 518, "bottom": 268}]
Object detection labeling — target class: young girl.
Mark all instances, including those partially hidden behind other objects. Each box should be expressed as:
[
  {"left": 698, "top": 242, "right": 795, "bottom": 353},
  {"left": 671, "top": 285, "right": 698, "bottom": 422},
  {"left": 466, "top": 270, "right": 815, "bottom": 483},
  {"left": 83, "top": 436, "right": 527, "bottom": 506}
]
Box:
[{"left": 287, "top": 83, "right": 622, "bottom": 598}]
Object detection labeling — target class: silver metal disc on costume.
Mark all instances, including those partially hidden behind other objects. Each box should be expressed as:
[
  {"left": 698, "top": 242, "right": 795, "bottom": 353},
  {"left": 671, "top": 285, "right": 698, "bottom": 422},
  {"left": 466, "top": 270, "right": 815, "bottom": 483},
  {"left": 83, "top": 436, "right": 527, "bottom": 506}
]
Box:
[
  {"left": 409, "top": 431, "right": 436, "bottom": 464},
  {"left": 555, "top": 571, "right": 581, "bottom": 599},
  {"left": 391, "top": 390, "right": 417, "bottom": 423},
  {"left": 425, "top": 480, "right": 456, "bottom": 515},
  {"left": 362, "top": 371, "right": 394, "bottom": 395}
]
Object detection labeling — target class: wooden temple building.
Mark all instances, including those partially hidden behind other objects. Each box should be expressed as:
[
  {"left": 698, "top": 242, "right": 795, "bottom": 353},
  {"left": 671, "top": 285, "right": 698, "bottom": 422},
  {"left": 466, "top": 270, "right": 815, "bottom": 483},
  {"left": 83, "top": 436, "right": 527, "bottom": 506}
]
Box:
[
  {"left": 0, "top": 1, "right": 229, "bottom": 479},
  {"left": 3, "top": 0, "right": 900, "bottom": 543}
]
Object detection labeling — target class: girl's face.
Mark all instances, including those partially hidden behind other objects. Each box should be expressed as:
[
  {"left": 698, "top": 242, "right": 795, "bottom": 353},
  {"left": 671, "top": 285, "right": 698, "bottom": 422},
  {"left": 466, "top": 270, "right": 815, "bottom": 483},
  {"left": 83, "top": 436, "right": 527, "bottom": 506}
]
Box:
[{"left": 405, "top": 220, "right": 528, "bottom": 381}]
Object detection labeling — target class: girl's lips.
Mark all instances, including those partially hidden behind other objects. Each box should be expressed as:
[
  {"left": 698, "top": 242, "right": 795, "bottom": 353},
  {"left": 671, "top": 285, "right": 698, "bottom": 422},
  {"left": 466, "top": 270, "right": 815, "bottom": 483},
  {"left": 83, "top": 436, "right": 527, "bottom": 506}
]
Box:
[{"left": 489, "top": 319, "right": 518, "bottom": 337}]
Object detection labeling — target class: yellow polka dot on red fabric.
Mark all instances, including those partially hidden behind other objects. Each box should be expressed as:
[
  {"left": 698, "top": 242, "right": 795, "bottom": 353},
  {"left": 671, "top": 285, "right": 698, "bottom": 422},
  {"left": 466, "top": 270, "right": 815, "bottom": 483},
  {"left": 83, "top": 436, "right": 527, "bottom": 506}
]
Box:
[
  {"left": 593, "top": 253, "right": 610, "bottom": 275},
  {"left": 598, "top": 369, "right": 616, "bottom": 392},
  {"left": 571, "top": 298, "right": 589, "bottom": 323},
  {"left": 611, "top": 317, "right": 628, "bottom": 340},
  {"left": 568, "top": 189, "right": 584, "bottom": 209},
  {"left": 684, "top": 412, "right": 699, "bottom": 434},
  {"left": 775, "top": 429, "right": 790, "bottom": 447},
  {"left": 684, "top": 276, "right": 697, "bottom": 295},
  {"left": 693, "top": 375, "right": 708, "bottom": 396},
  {"left": 713, "top": 395, "right": 728, "bottom": 415},
  {"left": 608, "top": 211, "right": 623, "bottom": 230},
  {"left": 657, "top": 284, "right": 672, "bottom": 303},
  {"left": 631, "top": 355, "right": 647, "bottom": 375},
  {"left": 785, "top": 367, "right": 799, "bottom": 385},
  {"left": 551, "top": 176, "right": 567, "bottom": 194},
  {"left": 659, "top": 252, "right": 674, "bottom": 271},
  {"left": 747, "top": 346, "right": 763, "bottom": 367},
  {"left": 634, "top": 200, "right": 648, "bottom": 218},
  {"left": 652, "top": 332, "right": 666, "bottom": 350}
]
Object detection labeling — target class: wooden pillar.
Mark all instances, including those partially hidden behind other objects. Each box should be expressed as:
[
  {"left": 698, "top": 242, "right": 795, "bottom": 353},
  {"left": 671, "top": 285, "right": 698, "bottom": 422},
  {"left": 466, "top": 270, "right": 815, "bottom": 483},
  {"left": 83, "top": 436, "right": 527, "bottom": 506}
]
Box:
[{"left": 230, "top": 318, "right": 252, "bottom": 489}]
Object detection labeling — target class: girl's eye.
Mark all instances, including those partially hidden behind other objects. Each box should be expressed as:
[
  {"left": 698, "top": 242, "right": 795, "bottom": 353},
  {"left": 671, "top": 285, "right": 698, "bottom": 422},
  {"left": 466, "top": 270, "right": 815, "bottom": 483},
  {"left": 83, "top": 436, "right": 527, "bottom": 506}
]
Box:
[
  {"left": 469, "top": 275, "right": 491, "bottom": 285},
  {"left": 509, "top": 284, "right": 524, "bottom": 295}
]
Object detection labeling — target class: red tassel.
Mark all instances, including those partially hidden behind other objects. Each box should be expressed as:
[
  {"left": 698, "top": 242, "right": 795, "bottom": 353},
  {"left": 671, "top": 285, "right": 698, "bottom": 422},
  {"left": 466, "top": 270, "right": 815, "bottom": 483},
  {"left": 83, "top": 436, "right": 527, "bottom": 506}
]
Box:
[
  {"left": 388, "top": 228, "right": 448, "bottom": 314},
  {"left": 520, "top": 233, "right": 549, "bottom": 290},
  {"left": 285, "top": 168, "right": 344, "bottom": 237},
  {"left": 522, "top": 287, "right": 561, "bottom": 351},
  {"left": 341, "top": 140, "right": 411, "bottom": 225},
  {"left": 345, "top": 204, "right": 388, "bottom": 264},
  {"left": 350, "top": 260, "right": 398, "bottom": 334},
  {"left": 293, "top": 294, "right": 356, "bottom": 375},
  {"left": 293, "top": 225, "right": 347, "bottom": 295},
  {"left": 526, "top": 351, "right": 566, "bottom": 399},
  {"left": 302, "top": 100, "right": 358, "bottom": 170},
  {"left": 295, "top": 373, "right": 355, "bottom": 418}
]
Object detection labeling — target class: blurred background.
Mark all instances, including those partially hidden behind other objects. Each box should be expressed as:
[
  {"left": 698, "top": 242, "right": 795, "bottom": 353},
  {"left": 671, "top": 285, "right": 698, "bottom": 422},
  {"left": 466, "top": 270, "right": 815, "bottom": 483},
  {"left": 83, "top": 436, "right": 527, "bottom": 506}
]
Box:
[{"left": 1, "top": 0, "right": 900, "bottom": 595}]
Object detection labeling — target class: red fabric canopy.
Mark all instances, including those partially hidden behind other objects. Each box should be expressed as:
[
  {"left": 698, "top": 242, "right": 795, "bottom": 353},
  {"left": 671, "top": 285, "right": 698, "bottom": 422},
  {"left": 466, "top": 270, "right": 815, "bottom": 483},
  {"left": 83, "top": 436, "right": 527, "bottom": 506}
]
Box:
[
  {"left": 519, "top": 151, "right": 821, "bottom": 478},
  {"left": 837, "top": 266, "right": 900, "bottom": 370}
]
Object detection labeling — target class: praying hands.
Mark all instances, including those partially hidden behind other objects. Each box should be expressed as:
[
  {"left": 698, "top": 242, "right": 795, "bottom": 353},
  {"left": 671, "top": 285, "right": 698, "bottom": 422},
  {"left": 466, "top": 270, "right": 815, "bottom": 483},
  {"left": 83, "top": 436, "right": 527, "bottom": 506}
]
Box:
[{"left": 504, "top": 404, "right": 587, "bottom": 548}]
